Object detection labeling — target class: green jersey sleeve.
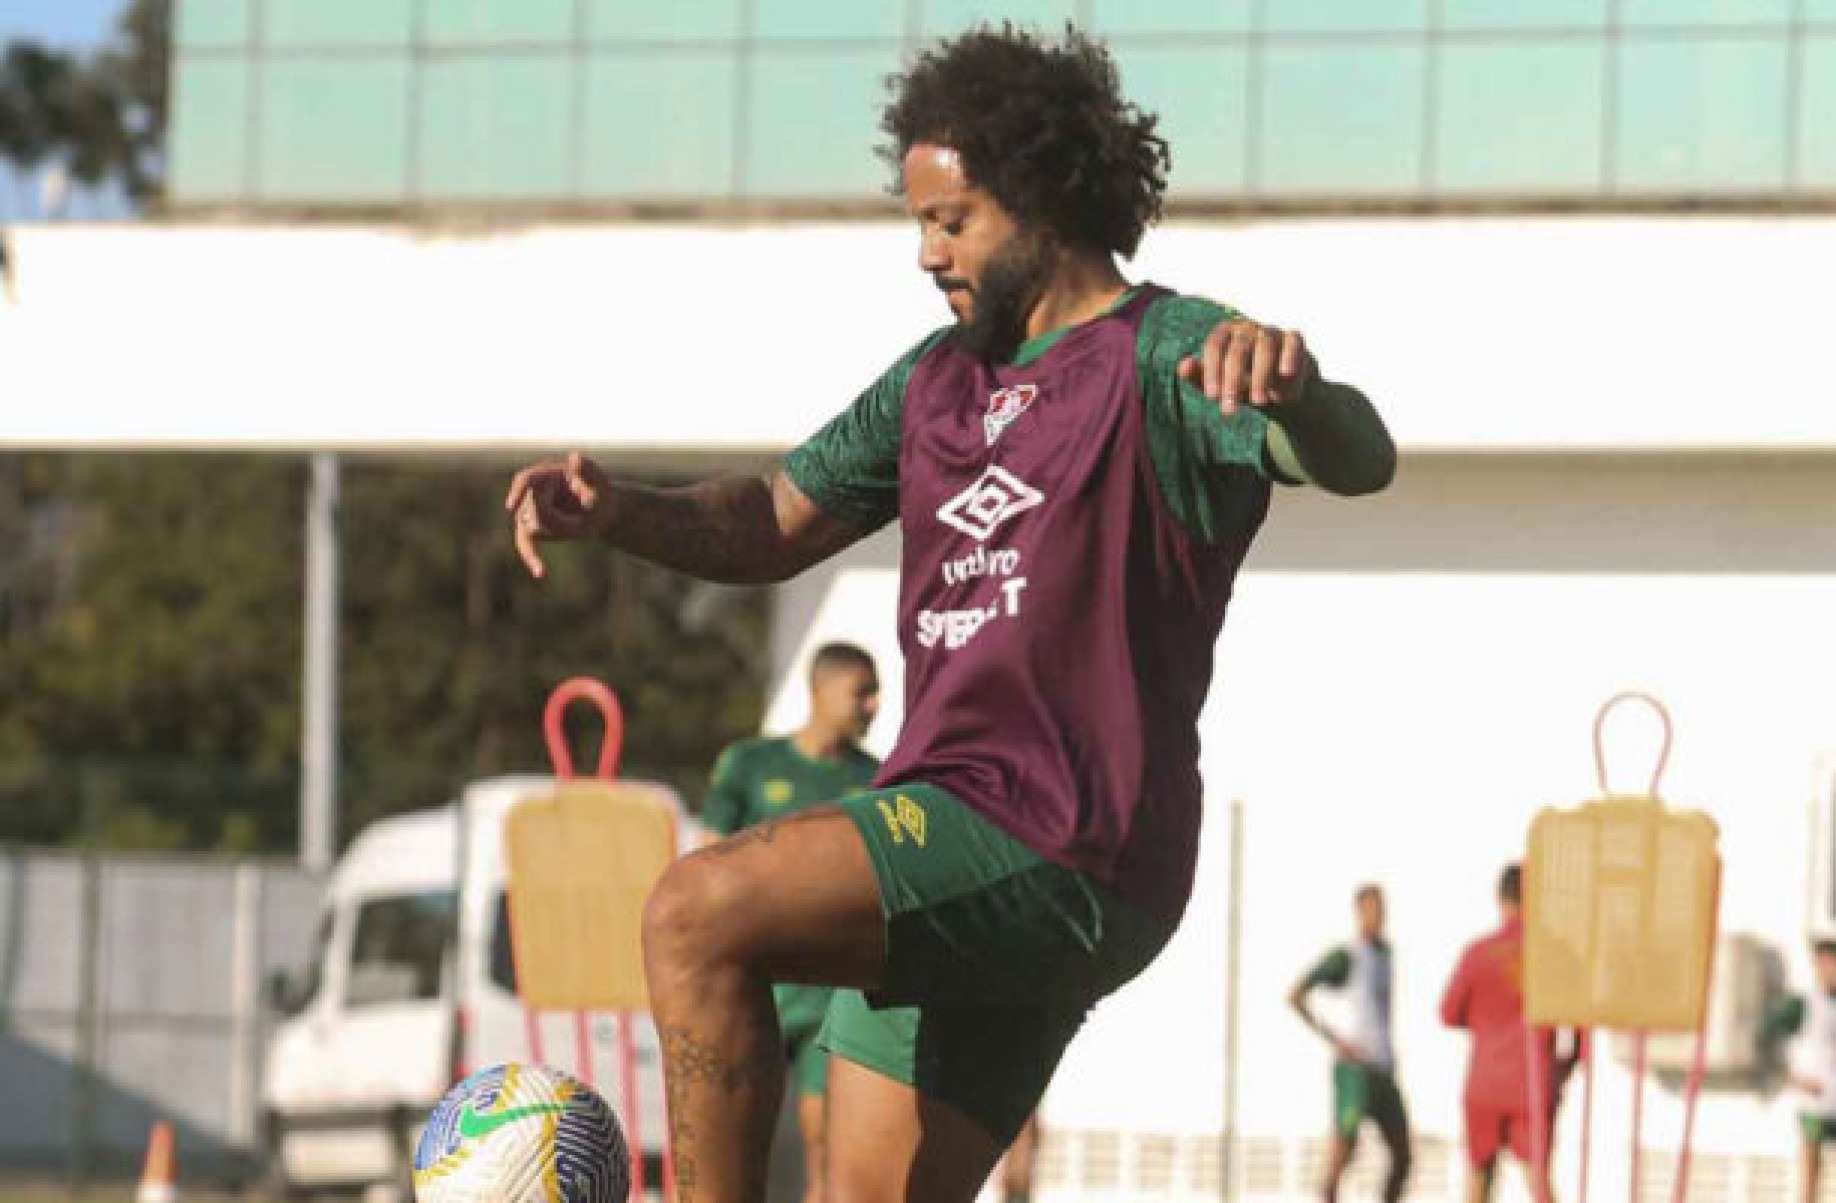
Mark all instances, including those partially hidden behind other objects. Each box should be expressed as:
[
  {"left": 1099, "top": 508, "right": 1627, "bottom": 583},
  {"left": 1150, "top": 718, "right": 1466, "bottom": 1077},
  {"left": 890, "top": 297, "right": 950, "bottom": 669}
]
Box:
[
  {"left": 701, "top": 741, "right": 753, "bottom": 836},
  {"left": 1137, "top": 294, "right": 1292, "bottom": 542},
  {"left": 783, "top": 329, "right": 950, "bottom": 532},
  {"left": 1303, "top": 947, "right": 1353, "bottom": 991},
  {"left": 1761, "top": 994, "right": 1806, "bottom": 1046}
]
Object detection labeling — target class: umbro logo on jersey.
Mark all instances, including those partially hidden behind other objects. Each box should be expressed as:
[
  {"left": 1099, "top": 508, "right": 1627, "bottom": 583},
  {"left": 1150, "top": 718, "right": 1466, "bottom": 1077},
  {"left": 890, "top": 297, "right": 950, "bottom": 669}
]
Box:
[
  {"left": 936, "top": 466, "right": 1044, "bottom": 542},
  {"left": 983, "top": 383, "right": 1037, "bottom": 445}
]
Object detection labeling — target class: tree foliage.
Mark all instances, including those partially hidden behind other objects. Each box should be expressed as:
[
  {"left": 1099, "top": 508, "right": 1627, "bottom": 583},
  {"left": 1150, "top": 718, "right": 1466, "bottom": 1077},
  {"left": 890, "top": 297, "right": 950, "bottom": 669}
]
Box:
[
  {"left": 0, "top": 455, "right": 771, "bottom": 853},
  {"left": 0, "top": 0, "right": 168, "bottom": 202}
]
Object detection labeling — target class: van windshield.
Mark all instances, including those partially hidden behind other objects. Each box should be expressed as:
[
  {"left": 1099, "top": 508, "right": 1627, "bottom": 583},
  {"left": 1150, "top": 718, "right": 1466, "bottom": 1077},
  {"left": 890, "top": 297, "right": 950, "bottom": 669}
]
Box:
[{"left": 345, "top": 890, "right": 457, "bottom": 1008}]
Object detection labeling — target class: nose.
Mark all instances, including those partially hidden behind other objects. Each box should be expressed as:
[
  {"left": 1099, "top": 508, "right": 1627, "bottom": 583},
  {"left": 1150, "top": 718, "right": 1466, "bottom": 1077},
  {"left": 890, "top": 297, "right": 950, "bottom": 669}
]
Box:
[{"left": 919, "top": 228, "right": 949, "bottom": 275}]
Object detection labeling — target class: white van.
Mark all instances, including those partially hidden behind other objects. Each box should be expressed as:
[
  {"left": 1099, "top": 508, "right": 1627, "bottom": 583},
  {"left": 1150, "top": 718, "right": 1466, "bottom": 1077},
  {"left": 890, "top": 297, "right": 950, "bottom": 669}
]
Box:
[{"left": 261, "top": 774, "right": 701, "bottom": 1195}]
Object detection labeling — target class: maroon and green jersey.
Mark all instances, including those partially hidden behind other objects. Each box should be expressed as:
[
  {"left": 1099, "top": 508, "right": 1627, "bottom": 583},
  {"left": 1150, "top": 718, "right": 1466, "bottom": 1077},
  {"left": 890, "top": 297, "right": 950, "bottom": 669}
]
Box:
[{"left": 785, "top": 287, "right": 1281, "bottom": 920}]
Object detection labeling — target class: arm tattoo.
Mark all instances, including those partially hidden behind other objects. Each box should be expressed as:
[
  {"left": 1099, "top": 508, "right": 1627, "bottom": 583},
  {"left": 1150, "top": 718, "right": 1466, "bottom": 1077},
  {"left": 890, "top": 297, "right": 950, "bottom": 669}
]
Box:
[{"left": 602, "top": 472, "right": 846, "bottom": 584}]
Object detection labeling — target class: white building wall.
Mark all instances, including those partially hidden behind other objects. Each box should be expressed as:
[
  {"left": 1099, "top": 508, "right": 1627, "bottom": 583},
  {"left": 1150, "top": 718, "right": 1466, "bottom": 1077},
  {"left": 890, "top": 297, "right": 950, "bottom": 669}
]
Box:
[{"left": 5, "top": 217, "right": 1835, "bottom": 454}]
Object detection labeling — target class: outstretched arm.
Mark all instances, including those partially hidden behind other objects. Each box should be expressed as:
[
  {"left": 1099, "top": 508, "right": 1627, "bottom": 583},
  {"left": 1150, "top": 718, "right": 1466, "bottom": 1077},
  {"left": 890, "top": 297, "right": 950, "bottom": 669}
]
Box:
[
  {"left": 1179, "top": 318, "right": 1396, "bottom": 497},
  {"left": 506, "top": 453, "right": 867, "bottom": 584},
  {"left": 1266, "top": 379, "right": 1396, "bottom": 497}
]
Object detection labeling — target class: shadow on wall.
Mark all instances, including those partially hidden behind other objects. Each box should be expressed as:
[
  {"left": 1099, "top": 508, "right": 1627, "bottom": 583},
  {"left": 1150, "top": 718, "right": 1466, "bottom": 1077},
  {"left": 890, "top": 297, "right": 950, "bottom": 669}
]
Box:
[{"left": 0, "top": 1024, "right": 246, "bottom": 1180}]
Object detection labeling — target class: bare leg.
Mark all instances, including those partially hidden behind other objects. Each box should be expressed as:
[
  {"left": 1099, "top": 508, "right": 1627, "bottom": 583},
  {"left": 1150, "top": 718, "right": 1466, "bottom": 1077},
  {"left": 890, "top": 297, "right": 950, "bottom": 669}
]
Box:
[
  {"left": 797, "top": 1092, "right": 827, "bottom": 1203},
  {"left": 1375, "top": 1098, "right": 1412, "bottom": 1203},
  {"left": 1322, "top": 1131, "right": 1356, "bottom": 1203},
  {"left": 643, "top": 809, "right": 886, "bottom": 1203},
  {"left": 1802, "top": 1134, "right": 1821, "bottom": 1203},
  {"left": 1001, "top": 1114, "right": 1040, "bottom": 1203},
  {"left": 825, "top": 1056, "right": 1005, "bottom": 1203},
  {"left": 1465, "top": 1160, "right": 1494, "bottom": 1203}
]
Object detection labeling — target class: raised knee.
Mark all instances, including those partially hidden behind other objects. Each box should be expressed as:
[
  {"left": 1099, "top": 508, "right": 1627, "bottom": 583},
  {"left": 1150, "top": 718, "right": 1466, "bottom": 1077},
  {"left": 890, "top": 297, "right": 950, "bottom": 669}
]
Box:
[{"left": 642, "top": 852, "right": 743, "bottom": 973}]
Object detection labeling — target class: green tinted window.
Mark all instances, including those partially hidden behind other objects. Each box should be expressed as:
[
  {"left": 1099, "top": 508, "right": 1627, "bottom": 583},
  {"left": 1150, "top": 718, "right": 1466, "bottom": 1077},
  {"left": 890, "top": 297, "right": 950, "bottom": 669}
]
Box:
[
  {"left": 1440, "top": 0, "right": 1606, "bottom": 28},
  {"left": 419, "top": 57, "right": 574, "bottom": 199},
  {"left": 424, "top": 0, "right": 576, "bottom": 46},
  {"left": 1113, "top": 45, "right": 1250, "bottom": 196},
  {"left": 1614, "top": 37, "right": 1789, "bottom": 191},
  {"left": 257, "top": 57, "right": 410, "bottom": 201},
  {"left": 754, "top": 0, "right": 904, "bottom": 40},
  {"left": 1091, "top": 0, "right": 1252, "bottom": 35},
  {"left": 588, "top": 0, "right": 743, "bottom": 42},
  {"left": 582, "top": 51, "right": 739, "bottom": 197},
  {"left": 921, "top": 0, "right": 1078, "bottom": 37},
  {"left": 262, "top": 0, "right": 412, "bottom": 48},
  {"left": 1261, "top": 44, "right": 1426, "bottom": 194},
  {"left": 168, "top": 56, "right": 251, "bottom": 199},
  {"left": 1797, "top": 37, "right": 1836, "bottom": 188},
  {"left": 1436, "top": 41, "right": 1605, "bottom": 193},
  {"left": 175, "top": 0, "right": 250, "bottom": 48},
  {"left": 745, "top": 49, "right": 892, "bottom": 196},
  {"left": 1263, "top": 0, "right": 1428, "bottom": 34},
  {"left": 1620, "top": 0, "right": 1791, "bottom": 26}
]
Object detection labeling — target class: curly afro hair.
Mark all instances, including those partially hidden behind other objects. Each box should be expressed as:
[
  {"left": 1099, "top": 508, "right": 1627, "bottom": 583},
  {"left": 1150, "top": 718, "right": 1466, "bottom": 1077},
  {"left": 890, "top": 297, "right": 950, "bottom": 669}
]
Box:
[{"left": 880, "top": 24, "right": 1169, "bottom": 259}]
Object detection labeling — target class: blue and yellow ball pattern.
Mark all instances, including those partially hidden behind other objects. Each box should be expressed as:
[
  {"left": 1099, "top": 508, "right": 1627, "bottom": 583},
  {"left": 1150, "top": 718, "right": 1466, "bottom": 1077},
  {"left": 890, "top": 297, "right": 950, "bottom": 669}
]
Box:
[{"left": 414, "top": 1064, "right": 630, "bottom": 1203}]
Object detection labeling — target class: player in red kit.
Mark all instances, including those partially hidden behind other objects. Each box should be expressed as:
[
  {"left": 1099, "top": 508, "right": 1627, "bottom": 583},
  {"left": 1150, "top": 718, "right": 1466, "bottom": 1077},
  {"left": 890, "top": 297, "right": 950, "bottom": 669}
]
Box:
[{"left": 1441, "top": 864, "right": 1585, "bottom": 1203}]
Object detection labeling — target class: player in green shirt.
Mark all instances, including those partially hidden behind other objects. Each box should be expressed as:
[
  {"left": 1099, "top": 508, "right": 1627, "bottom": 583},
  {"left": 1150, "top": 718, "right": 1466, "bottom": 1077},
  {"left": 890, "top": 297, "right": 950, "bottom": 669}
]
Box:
[
  {"left": 701, "top": 642, "right": 881, "bottom": 1203},
  {"left": 1289, "top": 885, "right": 1412, "bottom": 1203},
  {"left": 1760, "top": 939, "right": 1836, "bottom": 1203}
]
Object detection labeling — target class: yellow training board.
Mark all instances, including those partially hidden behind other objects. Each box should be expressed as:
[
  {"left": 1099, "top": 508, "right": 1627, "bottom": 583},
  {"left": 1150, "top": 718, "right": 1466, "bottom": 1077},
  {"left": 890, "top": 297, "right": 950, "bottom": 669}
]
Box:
[
  {"left": 505, "top": 780, "right": 679, "bottom": 1011},
  {"left": 1524, "top": 796, "right": 1719, "bottom": 1032}
]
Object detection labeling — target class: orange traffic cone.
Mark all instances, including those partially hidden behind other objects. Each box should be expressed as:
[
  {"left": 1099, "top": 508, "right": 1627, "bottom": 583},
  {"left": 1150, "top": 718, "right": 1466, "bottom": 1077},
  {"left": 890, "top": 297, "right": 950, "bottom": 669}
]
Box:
[{"left": 136, "top": 1121, "right": 178, "bottom": 1203}]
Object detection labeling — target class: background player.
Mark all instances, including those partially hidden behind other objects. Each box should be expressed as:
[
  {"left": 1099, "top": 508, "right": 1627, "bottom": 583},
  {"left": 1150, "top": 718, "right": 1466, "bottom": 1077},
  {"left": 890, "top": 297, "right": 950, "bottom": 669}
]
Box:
[
  {"left": 1290, "top": 884, "right": 1411, "bottom": 1203},
  {"left": 1441, "top": 864, "right": 1585, "bottom": 1203},
  {"left": 701, "top": 642, "right": 882, "bottom": 1203},
  {"left": 1762, "top": 938, "right": 1836, "bottom": 1203}
]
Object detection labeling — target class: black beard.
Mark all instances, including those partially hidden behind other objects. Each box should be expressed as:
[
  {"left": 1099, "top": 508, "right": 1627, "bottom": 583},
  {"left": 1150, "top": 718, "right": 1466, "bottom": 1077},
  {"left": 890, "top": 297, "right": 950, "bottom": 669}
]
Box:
[{"left": 956, "top": 232, "right": 1052, "bottom": 362}]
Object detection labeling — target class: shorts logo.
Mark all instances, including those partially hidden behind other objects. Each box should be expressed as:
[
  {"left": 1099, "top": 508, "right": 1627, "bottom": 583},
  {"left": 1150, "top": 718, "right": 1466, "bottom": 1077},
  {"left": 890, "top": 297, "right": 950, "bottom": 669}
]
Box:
[
  {"left": 936, "top": 466, "right": 1044, "bottom": 543},
  {"left": 984, "top": 383, "right": 1037, "bottom": 445},
  {"left": 763, "top": 780, "right": 793, "bottom": 806},
  {"left": 876, "top": 795, "right": 928, "bottom": 848}
]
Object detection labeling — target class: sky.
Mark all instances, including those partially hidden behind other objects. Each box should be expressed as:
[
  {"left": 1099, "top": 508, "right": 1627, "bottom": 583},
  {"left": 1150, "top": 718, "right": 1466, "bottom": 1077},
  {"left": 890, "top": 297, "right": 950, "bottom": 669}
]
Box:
[
  {"left": 0, "top": 0, "right": 136, "bottom": 221},
  {"left": 0, "top": 0, "right": 128, "bottom": 50}
]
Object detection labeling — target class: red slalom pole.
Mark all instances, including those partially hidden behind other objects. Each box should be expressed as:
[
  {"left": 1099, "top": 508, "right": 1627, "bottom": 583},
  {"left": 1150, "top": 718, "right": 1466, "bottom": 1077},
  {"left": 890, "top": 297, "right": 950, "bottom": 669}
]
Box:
[
  {"left": 1629, "top": 1034, "right": 1648, "bottom": 1203},
  {"left": 1577, "top": 1029, "right": 1595, "bottom": 1203}
]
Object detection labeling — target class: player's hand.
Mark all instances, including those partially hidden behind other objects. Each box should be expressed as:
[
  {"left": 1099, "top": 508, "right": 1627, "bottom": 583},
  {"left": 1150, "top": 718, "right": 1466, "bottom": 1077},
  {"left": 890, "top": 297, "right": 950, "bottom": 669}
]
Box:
[
  {"left": 1793, "top": 1073, "right": 1824, "bottom": 1098},
  {"left": 1177, "top": 319, "right": 1317, "bottom": 415},
  {"left": 504, "top": 451, "right": 613, "bottom": 579}
]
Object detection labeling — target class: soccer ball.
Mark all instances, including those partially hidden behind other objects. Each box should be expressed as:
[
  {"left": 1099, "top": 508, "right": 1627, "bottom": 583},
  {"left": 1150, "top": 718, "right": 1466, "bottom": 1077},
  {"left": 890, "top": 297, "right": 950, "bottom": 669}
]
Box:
[{"left": 414, "top": 1064, "right": 631, "bottom": 1203}]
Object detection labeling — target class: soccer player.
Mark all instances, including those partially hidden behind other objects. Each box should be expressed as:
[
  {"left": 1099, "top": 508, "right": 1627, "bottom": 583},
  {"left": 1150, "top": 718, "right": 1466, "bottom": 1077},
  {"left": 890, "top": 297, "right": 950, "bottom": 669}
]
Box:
[
  {"left": 1289, "top": 885, "right": 1411, "bottom": 1203},
  {"left": 1441, "top": 864, "right": 1584, "bottom": 1203},
  {"left": 505, "top": 25, "right": 1395, "bottom": 1203},
  {"left": 1761, "top": 938, "right": 1836, "bottom": 1203},
  {"left": 701, "top": 642, "right": 882, "bottom": 1203}
]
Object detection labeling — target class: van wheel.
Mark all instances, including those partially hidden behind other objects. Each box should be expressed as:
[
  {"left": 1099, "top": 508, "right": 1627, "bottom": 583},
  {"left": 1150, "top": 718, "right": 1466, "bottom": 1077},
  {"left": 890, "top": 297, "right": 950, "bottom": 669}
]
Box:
[
  {"left": 260, "top": 1112, "right": 307, "bottom": 1201},
  {"left": 393, "top": 1107, "right": 424, "bottom": 1203}
]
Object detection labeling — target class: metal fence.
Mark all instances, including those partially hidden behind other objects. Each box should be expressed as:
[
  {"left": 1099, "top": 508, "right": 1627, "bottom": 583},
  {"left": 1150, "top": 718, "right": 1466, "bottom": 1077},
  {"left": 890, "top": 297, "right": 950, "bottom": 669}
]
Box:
[{"left": 0, "top": 848, "right": 322, "bottom": 1182}]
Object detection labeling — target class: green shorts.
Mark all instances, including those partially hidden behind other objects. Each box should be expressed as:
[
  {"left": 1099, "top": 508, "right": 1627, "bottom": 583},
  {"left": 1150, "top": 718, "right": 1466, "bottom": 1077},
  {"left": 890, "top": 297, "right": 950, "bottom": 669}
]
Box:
[
  {"left": 1334, "top": 1062, "right": 1411, "bottom": 1144},
  {"left": 1801, "top": 1114, "right": 1836, "bottom": 1144},
  {"left": 774, "top": 983, "right": 834, "bottom": 1098},
  {"left": 818, "top": 784, "right": 1172, "bottom": 1144}
]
